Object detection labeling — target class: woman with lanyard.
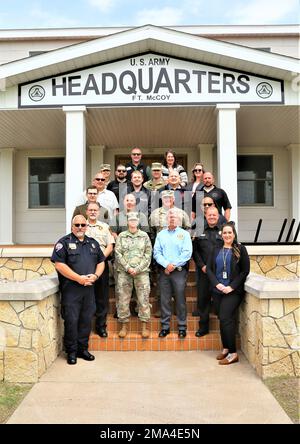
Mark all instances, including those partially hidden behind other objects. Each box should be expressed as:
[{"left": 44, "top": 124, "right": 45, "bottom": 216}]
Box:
[{"left": 206, "top": 222, "right": 250, "bottom": 365}]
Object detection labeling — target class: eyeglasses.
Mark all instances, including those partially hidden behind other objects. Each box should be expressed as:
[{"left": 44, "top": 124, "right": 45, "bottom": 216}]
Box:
[
  {"left": 194, "top": 169, "right": 203, "bottom": 172},
  {"left": 117, "top": 169, "right": 126, "bottom": 172},
  {"left": 73, "top": 223, "right": 87, "bottom": 228},
  {"left": 203, "top": 203, "right": 213, "bottom": 207},
  {"left": 94, "top": 178, "right": 106, "bottom": 181},
  {"left": 132, "top": 153, "right": 141, "bottom": 156}
]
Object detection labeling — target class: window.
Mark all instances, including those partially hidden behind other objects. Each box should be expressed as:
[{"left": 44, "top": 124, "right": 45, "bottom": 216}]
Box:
[
  {"left": 29, "top": 158, "right": 65, "bottom": 208},
  {"left": 237, "top": 155, "right": 273, "bottom": 206}
]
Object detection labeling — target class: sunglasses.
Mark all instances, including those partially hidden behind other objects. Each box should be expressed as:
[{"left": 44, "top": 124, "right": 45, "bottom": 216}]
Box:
[
  {"left": 87, "top": 192, "right": 97, "bottom": 195},
  {"left": 117, "top": 169, "right": 126, "bottom": 172},
  {"left": 194, "top": 169, "right": 203, "bottom": 172},
  {"left": 132, "top": 153, "right": 141, "bottom": 156},
  {"left": 203, "top": 203, "right": 213, "bottom": 207},
  {"left": 94, "top": 178, "right": 106, "bottom": 181},
  {"left": 73, "top": 223, "right": 87, "bottom": 228}
]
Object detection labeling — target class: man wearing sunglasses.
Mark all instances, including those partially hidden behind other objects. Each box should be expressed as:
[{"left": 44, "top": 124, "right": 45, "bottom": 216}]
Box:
[
  {"left": 92, "top": 172, "right": 119, "bottom": 220},
  {"left": 125, "top": 147, "right": 151, "bottom": 183},
  {"left": 107, "top": 164, "right": 132, "bottom": 202},
  {"left": 51, "top": 215, "right": 105, "bottom": 365}
]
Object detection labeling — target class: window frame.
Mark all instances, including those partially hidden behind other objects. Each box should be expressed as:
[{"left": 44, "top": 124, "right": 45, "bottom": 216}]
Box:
[
  {"left": 237, "top": 154, "right": 274, "bottom": 207},
  {"left": 28, "top": 156, "right": 65, "bottom": 210}
]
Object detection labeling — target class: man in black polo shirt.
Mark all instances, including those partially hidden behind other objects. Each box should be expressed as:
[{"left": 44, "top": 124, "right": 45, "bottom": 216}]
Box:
[
  {"left": 125, "top": 147, "right": 151, "bottom": 183},
  {"left": 192, "top": 172, "right": 231, "bottom": 221},
  {"left": 107, "top": 164, "right": 132, "bottom": 202}
]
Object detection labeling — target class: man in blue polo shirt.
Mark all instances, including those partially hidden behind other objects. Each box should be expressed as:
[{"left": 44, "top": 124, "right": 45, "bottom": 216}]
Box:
[{"left": 153, "top": 208, "right": 192, "bottom": 338}]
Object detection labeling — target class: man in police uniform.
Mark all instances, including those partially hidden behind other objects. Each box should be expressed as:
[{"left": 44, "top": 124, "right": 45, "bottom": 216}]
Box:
[
  {"left": 192, "top": 206, "right": 224, "bottom": 336},
  {"left": 51, "top": 215, "right": 105, "bottom": 365},
  {"left": 86, "top": 202, "right": 115, "bottom": 338},
  {"left": 153, "top": 209, "right": 193, "bottom": 338}
]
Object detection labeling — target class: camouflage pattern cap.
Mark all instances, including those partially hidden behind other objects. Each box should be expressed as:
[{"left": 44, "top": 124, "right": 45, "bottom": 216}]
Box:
[
  {"left": 151, "top": 162, "right": 162, "bottom": 170},
  {"left": 161, "top": 190, "right": 175, "bottom": 198},
  {"left": 127, "top": 212, "right": 139, "bottom": 221},
  {"left": 99, "top": 163, "right": 111, "bottom": 171}
]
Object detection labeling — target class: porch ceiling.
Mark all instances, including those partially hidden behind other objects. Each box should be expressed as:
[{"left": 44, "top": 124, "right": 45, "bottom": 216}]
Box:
[{"left": 0, "top": 105, "right": 298, "bottom": 150}]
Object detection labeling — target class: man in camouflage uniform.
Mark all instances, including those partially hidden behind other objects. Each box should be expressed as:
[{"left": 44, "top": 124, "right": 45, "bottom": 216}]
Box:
[
  {"left": 143, "top": 162, "right": 166, "bottom": 191},
  {"left": 85, "top": 202, "right": 115, "bottom": 338},
  {"left": 115, "top": 212, "right": 152, "bottom": 338},
  {"left": 149, "top": 189, "right": 191, "bottom": 242}
]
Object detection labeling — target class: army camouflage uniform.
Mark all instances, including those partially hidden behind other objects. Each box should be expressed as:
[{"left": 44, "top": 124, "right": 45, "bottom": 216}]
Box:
[
  {"left": 149, "top": 206, "right": 191, "bottom": 242},
  {"left": 115, "top": 229, "right": 152, "bottom": 323},
  {"left": 143, "top": 178, "right": 166, "bottom": 191}
]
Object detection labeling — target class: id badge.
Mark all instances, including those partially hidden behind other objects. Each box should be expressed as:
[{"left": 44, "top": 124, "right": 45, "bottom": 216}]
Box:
[{"left": 222, "top": 271, "right": 227, "bottom": 279}]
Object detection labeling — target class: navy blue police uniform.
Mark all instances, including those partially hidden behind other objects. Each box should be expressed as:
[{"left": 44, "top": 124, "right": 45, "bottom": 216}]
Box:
[{"left": 51, "top": 233, "right": 105, "bottom": 354}]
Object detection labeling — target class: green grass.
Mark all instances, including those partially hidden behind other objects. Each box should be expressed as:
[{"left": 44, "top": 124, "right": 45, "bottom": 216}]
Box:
[
  {"left": 264, "top": 377, "right": 299, "bottom": 424},
  {"left": 0, "top": 382, "right": 33, "bottom": 424}
]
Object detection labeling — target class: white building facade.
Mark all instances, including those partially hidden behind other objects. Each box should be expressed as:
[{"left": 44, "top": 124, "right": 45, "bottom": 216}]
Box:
[{"left": 0, "top": 24, "right": 299, "bottom": 245}]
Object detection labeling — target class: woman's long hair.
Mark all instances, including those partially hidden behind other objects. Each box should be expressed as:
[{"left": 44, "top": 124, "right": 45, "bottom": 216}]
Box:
[
  {"left": 163, "top": 150, "right": 178, "bottom": 168},
  {"left": 191, "top": 162, "right": 205, "bottom": 182},
  {"left": 221, "top": 222, "right": 241, "bottom": 261}
]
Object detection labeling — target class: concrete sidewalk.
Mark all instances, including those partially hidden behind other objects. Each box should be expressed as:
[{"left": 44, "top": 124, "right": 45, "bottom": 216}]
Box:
[{"left": 7, "top": 351, "right": 291, "bottom": 424}]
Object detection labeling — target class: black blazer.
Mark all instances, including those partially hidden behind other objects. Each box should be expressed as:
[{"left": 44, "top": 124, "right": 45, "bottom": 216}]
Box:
[{"left": 206, "top": 244, "right": 250, "bottom": 295}]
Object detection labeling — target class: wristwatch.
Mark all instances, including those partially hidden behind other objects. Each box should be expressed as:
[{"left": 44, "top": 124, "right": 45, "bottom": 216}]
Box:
[{"left": 94, "top": 273, "right": 99, "bottom": 279}]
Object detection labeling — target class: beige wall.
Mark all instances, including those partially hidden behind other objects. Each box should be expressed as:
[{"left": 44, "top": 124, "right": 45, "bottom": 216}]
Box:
[
  {"left": 215, "top": 35, "right": 299, "bottom": 58},
  {"left": 14, "top": 149, "right": 65, "bottom": 244}
]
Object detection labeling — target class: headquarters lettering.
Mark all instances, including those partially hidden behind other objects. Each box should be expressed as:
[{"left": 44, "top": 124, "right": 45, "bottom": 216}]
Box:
[{"left": 52, "top": 68, "right": 250, "bottom": 97}]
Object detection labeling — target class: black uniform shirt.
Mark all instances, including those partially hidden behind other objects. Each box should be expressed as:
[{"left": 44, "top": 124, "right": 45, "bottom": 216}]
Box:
[{"left": 51, "top": 233, "right": 105, "bottom": 289}]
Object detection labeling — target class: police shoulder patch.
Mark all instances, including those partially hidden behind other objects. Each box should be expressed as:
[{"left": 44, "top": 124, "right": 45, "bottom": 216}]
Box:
[
  {"left": 177, "top": 233, "right": 184, "bottom": 240},
  {"left": 55, "top": 242, "right": 63, "bottom": 252}
]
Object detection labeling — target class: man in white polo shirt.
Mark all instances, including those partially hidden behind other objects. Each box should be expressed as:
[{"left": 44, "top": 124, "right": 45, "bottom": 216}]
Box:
[{"left": 93, "top": 172, "right": 119, "bottom": 220}]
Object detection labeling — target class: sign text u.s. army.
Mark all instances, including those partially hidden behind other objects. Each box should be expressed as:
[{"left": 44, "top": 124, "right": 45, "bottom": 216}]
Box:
[{"left": 19, "top": 53, "right": 283, "bottom": 108}]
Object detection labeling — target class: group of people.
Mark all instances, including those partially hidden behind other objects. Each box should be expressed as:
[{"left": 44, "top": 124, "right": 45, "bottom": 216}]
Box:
[{"left": 51, "top": 147, "right": 250, "bottom": 366}]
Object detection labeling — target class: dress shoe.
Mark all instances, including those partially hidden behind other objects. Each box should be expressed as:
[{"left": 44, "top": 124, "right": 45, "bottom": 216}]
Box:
[
  {"left": 67, "top": 353, "right": 77, "bottom": 365},
  {"left": 192, "top": 310, "right": 200, "bottom": 317},
  {"left": 96, "top": 327, "right": 108, "bottom": 338},
  {"left": 77, "top": 350, "right": 95, "bottom": 361},
  {"left": 195, "top": 327, "right": 209, "bottom": 337},
  {"left": 158, "top": 329, "right": 170, "bottom": 337},
  {"left": 219, "top": 354, "right": 239, "bottom": 365},
  {"left": 178, "top": 330, "right": 186, "bottom": 339},
  {"left": 216, "top": 351, "right": 229, "bottom": 360}
]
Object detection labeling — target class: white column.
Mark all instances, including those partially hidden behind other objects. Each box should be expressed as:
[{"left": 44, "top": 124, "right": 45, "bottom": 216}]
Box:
[
  {"left": 89, "top": 145, "right": 105, "bottom": 181},
  {"left": 0, "top": 148, "right": 14, "bottom": 244},
  {"left": 197, "top": 144, "right": 214, "bottom": 173},
  {"left": 216, "top": 104, "right": 240, "bottom": 227},
  {"left": 286, "top": 144, "right": 300, "bottom": 229},
  {"left": 63, "top": 106, "right": 87, "bottom": 233}
]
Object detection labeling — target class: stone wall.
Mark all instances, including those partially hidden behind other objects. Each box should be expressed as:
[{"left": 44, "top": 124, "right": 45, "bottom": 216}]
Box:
[
  {"left": 249, "top": 255, "right": 300, "bottom": 280},
  {"left": 0, "top": 277, "right": 62, "bottom": 383},
  {"left": 240, "top": 277, "right": 299, "bottom": 379},
  {"left": 0, "top": 257, "right": 55, "bottom": 282}
]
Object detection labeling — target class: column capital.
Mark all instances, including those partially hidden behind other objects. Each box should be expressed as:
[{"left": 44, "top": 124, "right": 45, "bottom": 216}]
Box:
[
  {"left": 285, "top": 143, "right": 300, "bottom": 151},
  {"left": 0, "top": 148, "right": 15, "bottom": 154},
  {"left": 89, "top": 145, "right": 106, "bottom": 152},
  {"left": 215, "top": 103, "right": 240, "bottom": 111},
  {"left": 63, "top": 106, "right": 87, "bottom": 113}
]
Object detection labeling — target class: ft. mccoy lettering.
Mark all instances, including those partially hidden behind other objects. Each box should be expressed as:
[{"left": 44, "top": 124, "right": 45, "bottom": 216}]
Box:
[{"left": 52, "top": 68, "right": 250, "bottom": 97}]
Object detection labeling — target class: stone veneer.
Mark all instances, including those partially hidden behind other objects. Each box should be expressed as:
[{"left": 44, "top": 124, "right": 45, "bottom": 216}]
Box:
[
  {"left": 0, "top": 275, "right": 62, "bottom": 382},
  {"left": 249, "top": 255, "right": 300, "bottom": 280},
  {"left": 240, "top": 274, "right": 299, "bottom": 379},
  {"left": 0, "top": 257, "right": 55, "bottom": 282}
]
